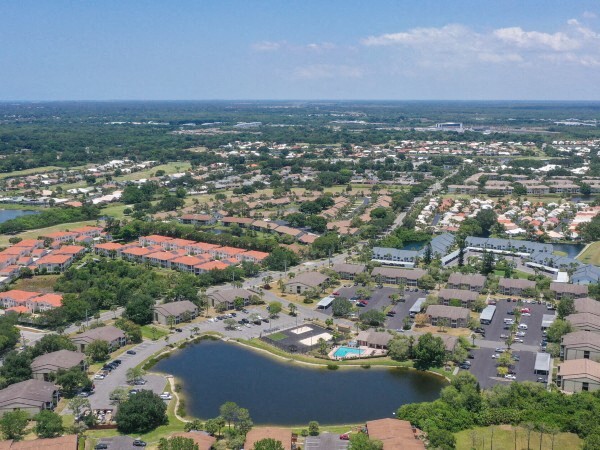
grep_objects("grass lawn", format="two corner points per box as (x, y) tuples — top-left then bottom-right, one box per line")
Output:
(266, 332), (287, 342)
(0, 220), (97, 246)
(455, 425), (581, 450)
(577, 241), (600, 265)
(12, 275), (60, 293)
(118, 162), (191, 181)
(492, 269), (531, 280)
(0, 166), (63, 179)
(100, 203), (129, 219)
(141, 325), (170, 341)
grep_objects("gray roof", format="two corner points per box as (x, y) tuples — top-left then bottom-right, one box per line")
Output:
(356, 331), (392, 347)
(154, 300), (198, 316)
(0, 379), (57, 408)
(566, 313), (600, 329)
(287, 271), (329, 288)
(208, 288), (253, 304)
(438, 288), (479, 302)
(541, 314), (556, 328)
(427, 233), (455, 256)
(498, 277), (536, 289)
(71, 325), (126, 344)
(572, 265), (600, 284)
(31, 350), (84, 373)
(480, 305), (496, 322)
(332, 263), (366, 275)
(466, 237), (553, 254)
(550, 282), (588, 295)
(372, 247), (417, 260)
(574, 297), (600, 316)
(447, 273), (486, 288)
(562, 331), (600, 349)
(410, 298), (426, 313)
(371, 267), (426, 280)
(426, 304), (470, 320)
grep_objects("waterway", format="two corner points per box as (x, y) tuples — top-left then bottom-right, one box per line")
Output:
(552, 243), (586, 258)
(0, 209), (39, 224)
(154, 340), (447, 425)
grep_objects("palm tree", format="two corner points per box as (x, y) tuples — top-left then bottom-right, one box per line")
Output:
(288, 303), (297, 316)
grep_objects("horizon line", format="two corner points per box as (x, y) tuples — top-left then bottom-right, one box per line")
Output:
(2, 99), (600, 103)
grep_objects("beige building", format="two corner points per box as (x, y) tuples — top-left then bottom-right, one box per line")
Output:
(437, 288), (479, 308)
(284, 272), (329, 294)
(371, 267), (426, 286)
(332, 263), (366, 280)
(153, 301), (198, 325)
(356, 331), (393, 350)
(498, 278), (536, 296)
(557, 359), (600, 392)
(0, 379), (59, 417)
(70, 325), (126, 353)
(245, 427), (293, 450)
(208, 288), (253, 310)
(426, 304), (470, 328)
(31, 350), (85, 381)
(566, 313), (600, 333)
(561, 331), (600, 361)
(550, 282), (588, 300)
(446, 273), (486, 292)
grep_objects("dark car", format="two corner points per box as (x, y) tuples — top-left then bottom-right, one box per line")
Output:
(126, 350), (137, 355)
(253, 320), (262, 325)
(241, 318), (249, 324)
(113, 359), (122, 365)
(459, 363), (471, 369)
(262, 318), (269, 323)
(467, 353), (475, 359)
(95, 444), (108, 450)
(175, 328), (183, 332)
(133, 440), (147, 447)
(230, 312), (237, 317)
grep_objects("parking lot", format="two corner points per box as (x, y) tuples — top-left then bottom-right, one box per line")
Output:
(465, 347), (544, 389)
(481, 299), (552, 348)
(328, 285), (426, 329)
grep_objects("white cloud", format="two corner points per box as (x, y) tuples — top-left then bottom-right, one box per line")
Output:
(492, 27), (580, 51)
(251, 41), (285, 52)
(361, 24), (472, 47)
(583, 11), (597, 19)
(292, 64), (363, 80)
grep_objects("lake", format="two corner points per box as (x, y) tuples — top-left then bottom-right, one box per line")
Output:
(0, 209), (38, 224)
(154, 340), (447, 425)
(552, 243), (586, 258)
(401, 241), (426, 251)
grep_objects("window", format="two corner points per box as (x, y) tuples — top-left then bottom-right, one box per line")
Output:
(582, 382), (589, 392)
(584, 351), (590, 359)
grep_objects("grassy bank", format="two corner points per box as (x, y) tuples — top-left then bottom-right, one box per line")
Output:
(455, 425), (581, 450)
(577, 241), (600, 265)
(0, 220), (97, 246)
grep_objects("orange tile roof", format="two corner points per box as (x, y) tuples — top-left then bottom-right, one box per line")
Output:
(0, 290), (40, 302)
(146, 251), (179, 261)
(30, 293), (63, 307)
(55, 245), (85, 255)
(196, 260), (229, 271)
(40, 231), (78, 239)
(122, 246), (154, 256)
(189, 242), (220, 251)
(13, 239), (43, 247)
(171, 255), (205, 266)
(217, 246), (247, 255)
(7, 305), (30, 313)
(94, 242), (123, 250)
(36, 254), (72, 264)
(2, 264), (23, 273)
(240, 250), (269, 260)
(0, 247), (26, 255)
(144, 234), (173, 242)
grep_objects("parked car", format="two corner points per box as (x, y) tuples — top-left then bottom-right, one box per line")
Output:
(537, 377), (547, 383)
(467, 353), (475, 359)
(95, 444), (108, 450)
(127, 350), (137, 355)
(504, 374), (517, 380)
(459, 363), (471, 369)
(521, 308), (531, 313)
(94, 373), (105, 380)
(175, 328), (183, 332)
(159, 393), (172, 400)
(133, 440), (147, 447)
(340, 434), (350, 441)
(512, 354), (520, 361)
(518, 324), (528, 330)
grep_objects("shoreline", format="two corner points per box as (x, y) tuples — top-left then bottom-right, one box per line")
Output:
(146, 333), (450, 426)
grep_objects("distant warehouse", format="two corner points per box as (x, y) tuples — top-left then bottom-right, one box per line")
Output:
(480, 305), (496, 325)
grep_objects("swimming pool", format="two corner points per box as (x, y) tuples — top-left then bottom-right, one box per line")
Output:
(333, 346), (364, 358)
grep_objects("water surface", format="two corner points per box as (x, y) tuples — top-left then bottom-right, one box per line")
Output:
(154, 340), (446, 425)
(0, 209), (39, 223)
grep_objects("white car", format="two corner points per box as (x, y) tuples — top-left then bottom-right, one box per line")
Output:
(492, 354), (500, 359)
(518, 324), (528, 330)
(159, 393), (173, 400)
(521, 312), (531, 316)
(94, 374), (105, 380)
(504, 374), (517, 380)
(516, 331), (526, 337)
(514, 338), (524, 343)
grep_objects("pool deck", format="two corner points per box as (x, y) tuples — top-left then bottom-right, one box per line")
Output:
(328, 345), (387, 361)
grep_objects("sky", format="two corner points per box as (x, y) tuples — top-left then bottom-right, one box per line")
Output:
(1, 1), (600, 101)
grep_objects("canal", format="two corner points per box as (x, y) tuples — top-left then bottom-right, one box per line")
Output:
(154, 340), (447, 425)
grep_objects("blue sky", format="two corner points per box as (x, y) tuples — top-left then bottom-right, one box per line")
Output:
(1, 1), (599, 100)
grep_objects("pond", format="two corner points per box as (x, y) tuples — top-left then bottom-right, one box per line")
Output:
(154, 340), (447, 425)
(552, 243), (586, 258)
(0, 209), (39, 224)
(401, 241), (426, 251)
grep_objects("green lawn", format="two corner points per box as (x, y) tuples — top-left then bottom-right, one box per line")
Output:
(0, 166), (63, 179)
(12, 275), (60, 293)
(266, 332), (287, 342)
(493, 269), (531, 280)
(455, 425), (581, 450)
(141, 325), (170, 341)
(577, 241), (600, 265)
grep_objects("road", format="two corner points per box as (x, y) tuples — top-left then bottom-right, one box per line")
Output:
(64, 307), (125, 335)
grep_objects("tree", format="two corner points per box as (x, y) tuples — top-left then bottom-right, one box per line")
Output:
(359, 310), (387, 327)
(125, 293), (155, 325)
(235, 407), (253, 434)
(253, 438), (285, 450)
(126, 367), (145, 384)
(417, 274), (436, 290)
(54, 367), (92, 396)
(348, 432), (383, 450)
(158, 436), (199, 450)
(414, 313), (428, 327)
(546, 318), (573, 343)
(0, 410), (29, 441)
(288, 303), (297, 316)
(220, 401), (241, 429)
(68, 397), (90, 420)
(414, 333), (447, 370)
(205, 417), (225, 437)
(423, 243), (433, 265)
(318, 338), (328, 355)
(0, 351), (32, 385)
(85, 340), (110, 362)
(388, 336), (411, 361)
(557, 297), (575, 319)
(115, 390), (167, 433)
(110, 387), (130, 404)
(481, 251), (495, 275)
(224, 318), (238, 330)
(34, 410), (63, 438)
(475, 209), (498, 237)
(268, 301), (282, 318)
(308, 421), (320, 436)
(331, 297), (352, 317)
(427, 428), (456, 450)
